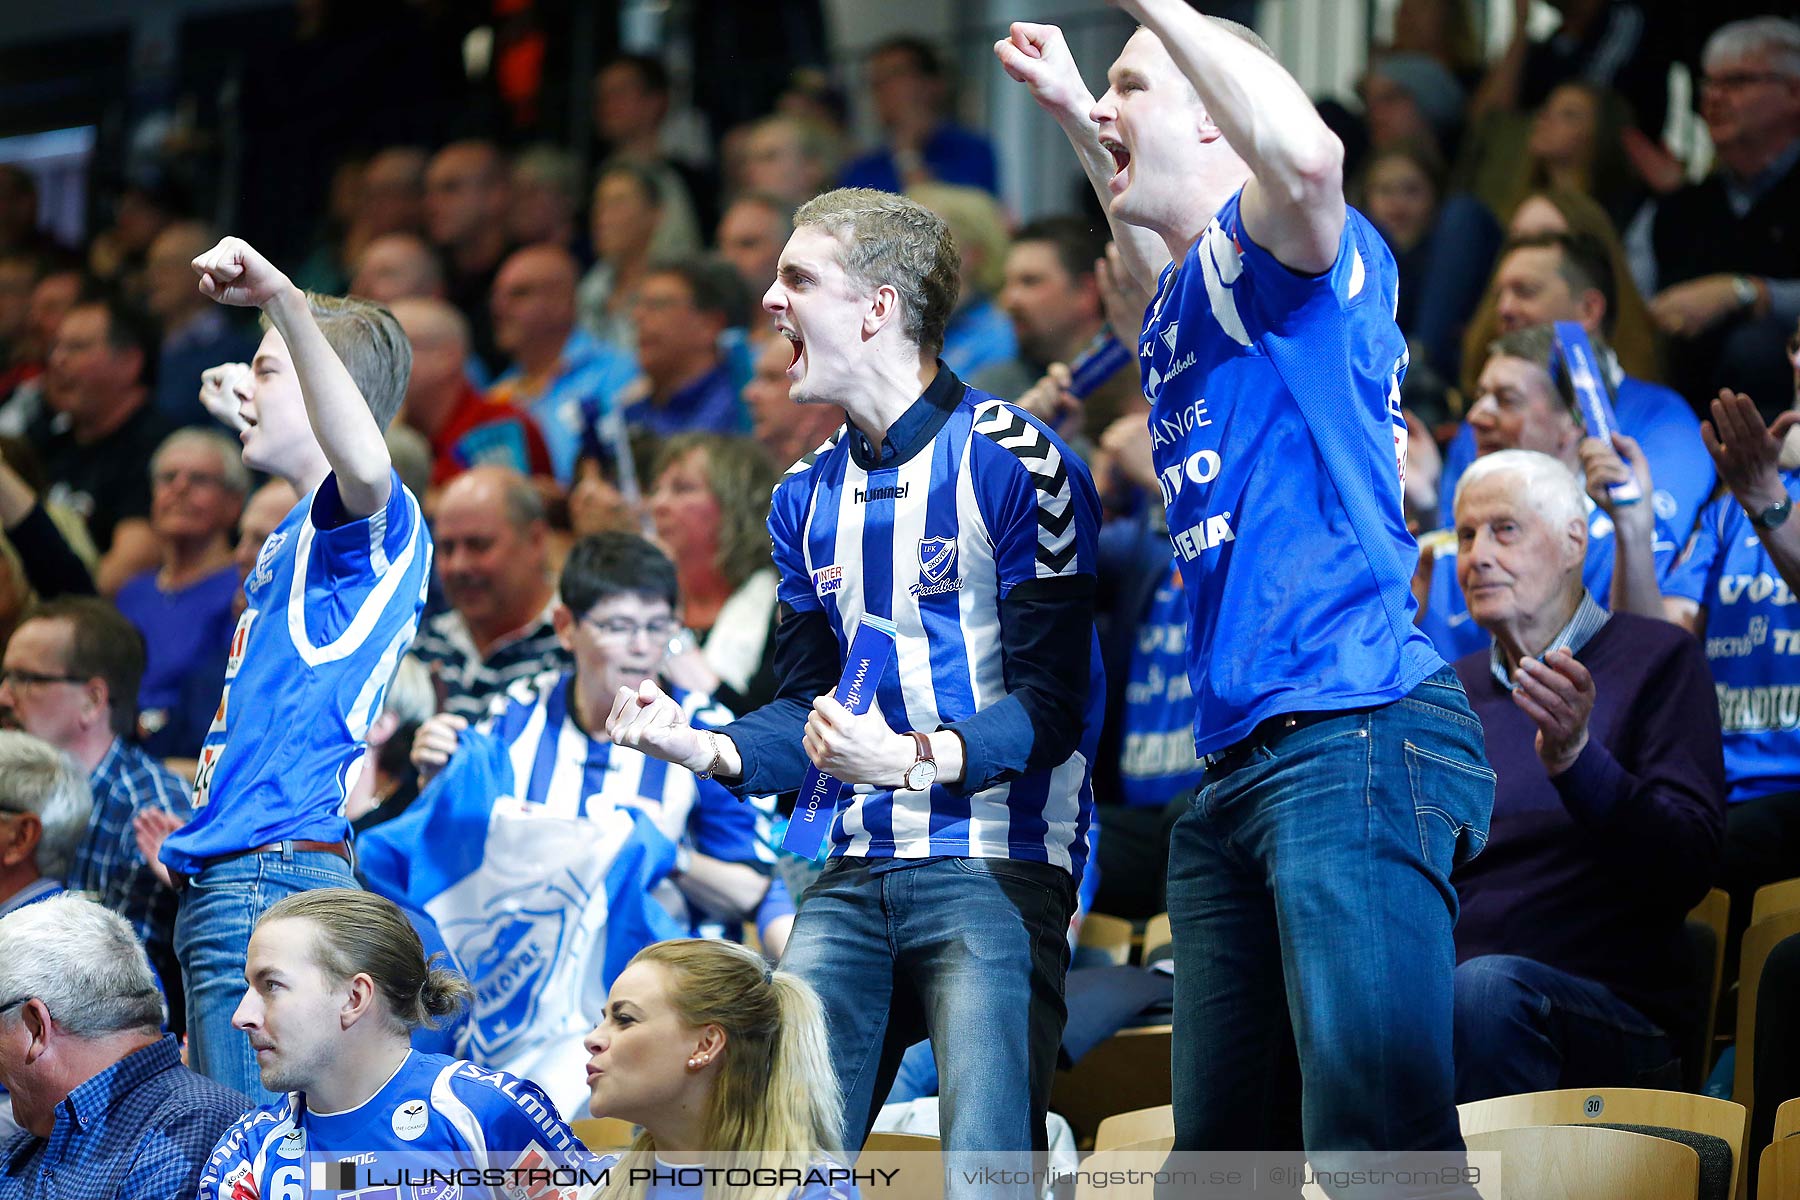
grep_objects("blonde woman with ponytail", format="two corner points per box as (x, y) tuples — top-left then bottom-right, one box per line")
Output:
(583, 939), (858, 1200)
(197, 889), (597, 1200)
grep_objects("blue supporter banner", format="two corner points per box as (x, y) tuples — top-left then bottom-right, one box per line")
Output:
(1554, 320), (1641, 507)
(781, 614), (898, 859)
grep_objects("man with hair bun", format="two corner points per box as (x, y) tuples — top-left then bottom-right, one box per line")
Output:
(197, 889), (591, 1200)
(0, 893), (248, 1200)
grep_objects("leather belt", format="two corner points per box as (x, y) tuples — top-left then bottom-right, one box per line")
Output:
(1198, 706), (1372, 771)
(170, 840), (352, 891)
(1199, 713), (1303, 771)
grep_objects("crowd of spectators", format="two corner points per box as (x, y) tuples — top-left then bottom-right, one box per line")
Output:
(0, 5), (1798, 1196)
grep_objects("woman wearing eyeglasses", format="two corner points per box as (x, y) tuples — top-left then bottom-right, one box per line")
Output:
(392, 532), (784, 1119)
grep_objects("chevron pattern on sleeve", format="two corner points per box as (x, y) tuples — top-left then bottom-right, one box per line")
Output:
(972, 402), (1078, 577)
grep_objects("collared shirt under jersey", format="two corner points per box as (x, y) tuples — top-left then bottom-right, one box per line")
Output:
(1487, 589), (1610, 691)
(725, 363), (1103, 876)
(0, 1035), (248, 1200)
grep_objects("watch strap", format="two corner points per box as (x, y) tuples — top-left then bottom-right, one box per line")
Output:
(909, 731), (935, 767)
(1753, 495), (1794, 530)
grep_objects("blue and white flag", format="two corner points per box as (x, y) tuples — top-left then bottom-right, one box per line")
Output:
(359, 732), (685, 1117)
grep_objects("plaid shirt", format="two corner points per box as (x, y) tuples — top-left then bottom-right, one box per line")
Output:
(410, 599), (572, 723)
(0, 1035), (248, 1200)
(66, 740), (190, 959)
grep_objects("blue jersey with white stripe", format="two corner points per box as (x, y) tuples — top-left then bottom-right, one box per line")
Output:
(1141, 189), (1442, 757)
(196, 1050), (591, 1200)
(478, 670), (776, 930)
(161, 472), (432, 875)
(768, 389), (1103, 876)
(1664, 473), (1800, 805)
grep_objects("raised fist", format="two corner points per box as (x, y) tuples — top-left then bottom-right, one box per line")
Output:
(994, 22), (1092, 121)
(198, 362), (254, 432)
(192, 237), (292, 309)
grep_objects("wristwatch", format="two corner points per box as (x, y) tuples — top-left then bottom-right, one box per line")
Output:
(902, 731), (938, 791)
(1750, 495), (1794, 531)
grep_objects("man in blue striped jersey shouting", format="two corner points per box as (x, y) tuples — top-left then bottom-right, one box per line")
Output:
(610, 187), (1104, 1176)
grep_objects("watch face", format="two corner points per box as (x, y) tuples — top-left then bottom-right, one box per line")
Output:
(905, 760), (937, 791)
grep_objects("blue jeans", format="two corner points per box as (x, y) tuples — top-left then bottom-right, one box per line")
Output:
(1166, 668), (1494, 1163)
(175, 845), (359, 1101)
(1453, 955), (1683, 1102)
(780, 857), (1074, 1161)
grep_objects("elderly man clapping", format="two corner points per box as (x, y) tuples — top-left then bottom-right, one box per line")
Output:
(1446, 449), (1727, 1101)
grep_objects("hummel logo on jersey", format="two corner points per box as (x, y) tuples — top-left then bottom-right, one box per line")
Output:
(910, 537), (963, 597)
(1161, 322), (1179, 352)
(854, 482), (908, 503)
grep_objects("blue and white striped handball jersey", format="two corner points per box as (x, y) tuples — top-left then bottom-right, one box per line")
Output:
(769, 387), (1103, 877)
(161, 472), (432, 876)
(197, 1049), (593, 1200)
(478, 670), (777, 930)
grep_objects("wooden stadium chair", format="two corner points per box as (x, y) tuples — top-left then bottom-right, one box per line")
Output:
(1093, 1104), (1175, 1152)
(1736, 912), (1800, 1132)
(1457, 1087), (1746, 1200)
(1761, 1135), (1800, 1200)
(1078, 912), (1135, 965)
(859, 1132), (944, 1200)
(1463, 1125), (1699, 1200)
(1753, 881), (1800, 926)
(571, 1117), (638, 1150)
(1688, 889), (1731, 1090)
(1776, 1098), (1800, 1142)
(1141, 912), (1172, 963)
(1050, 1024), (1173, 1149)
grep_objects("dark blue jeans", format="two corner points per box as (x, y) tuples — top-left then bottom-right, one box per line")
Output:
(1166, 668), (1494, 1159)
(780, 856), (1074, 1160)
(1453, 954), (1683, 1102)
